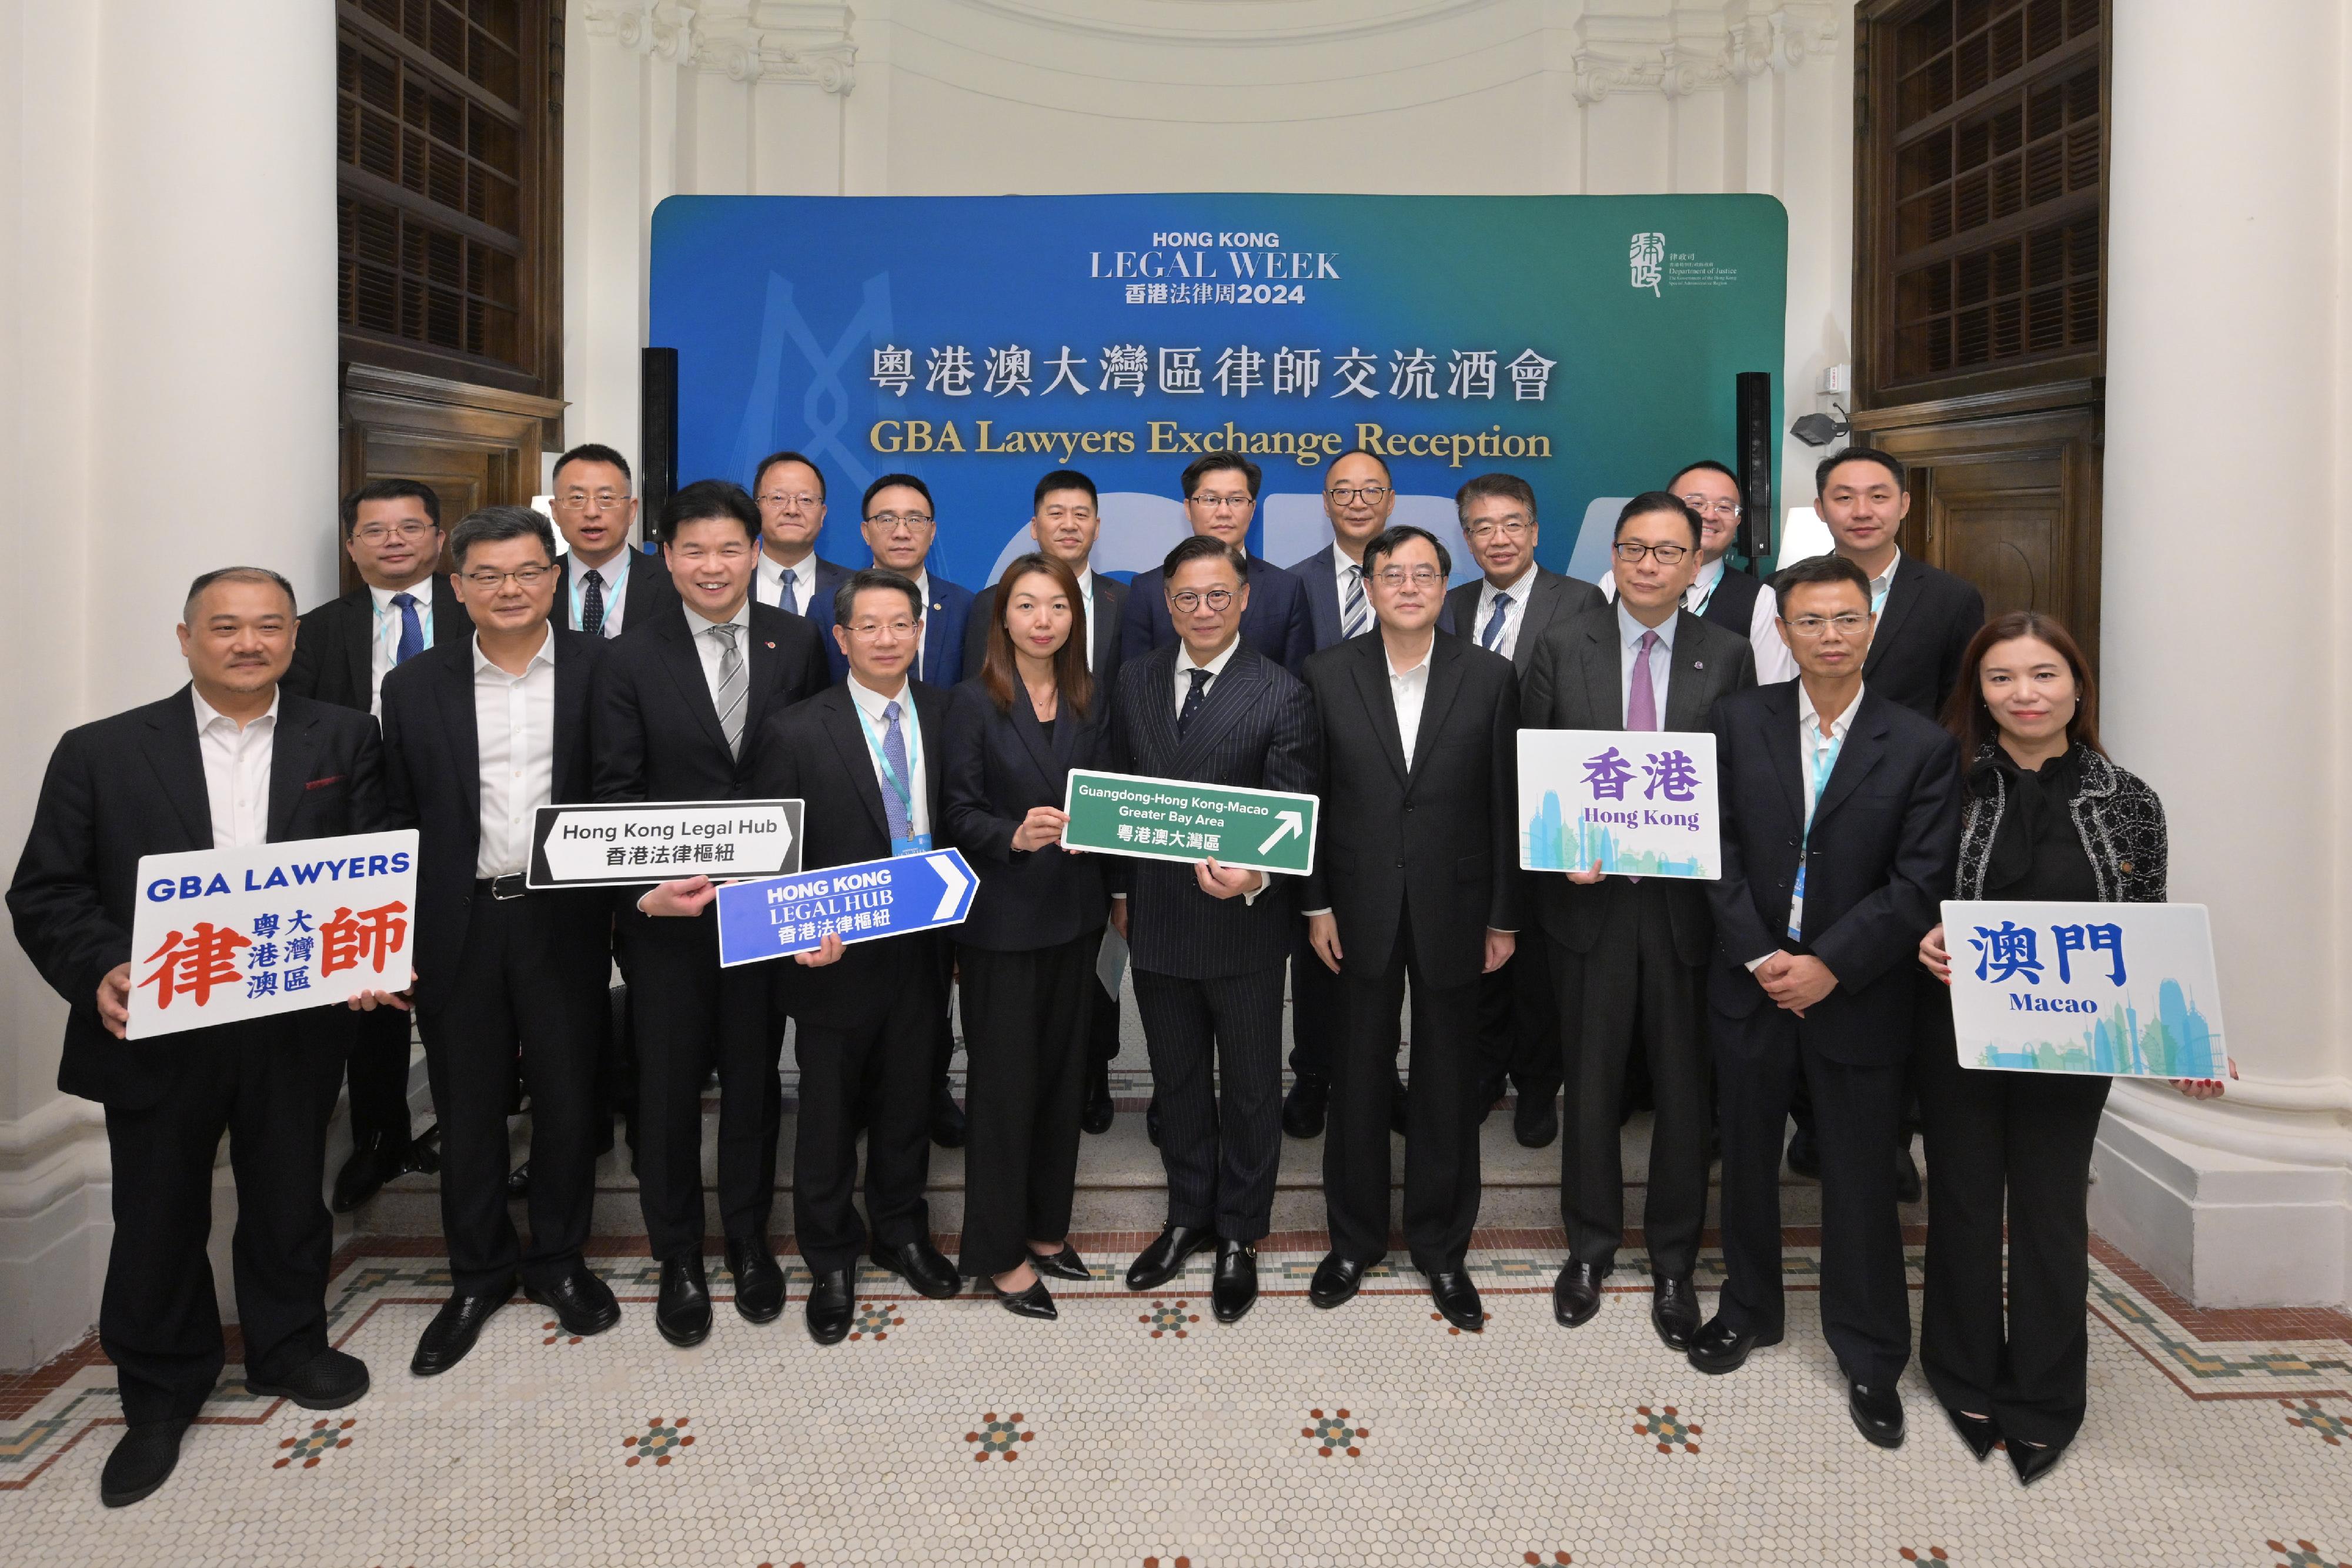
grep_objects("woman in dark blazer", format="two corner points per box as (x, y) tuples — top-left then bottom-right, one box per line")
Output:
(944, 552), (1112, 1318)
(1916, 610), (2227, 1483)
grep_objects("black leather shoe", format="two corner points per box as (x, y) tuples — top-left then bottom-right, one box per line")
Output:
(1686, 1315), (1782, 1375)
(1848, 1379), (1906, 1449)
(247, 1346), (369, 1409)
(1210, 1239), (1258, 1323)
(2008, 1437), (2068, 1485)
(806, 1269), (854, 1345)
(1308, 1252), (1372, 1309)
(410, 1286), (511, 1376)
(1081, 1062), (1115, 1135)
(654, 1253), (712, 1347)
(1126, 1223), (1215, 1290)
(1650, 1274), (1700, 1352)
(330, 1131), (403, 1214)
(1281, 1075), (1329, 1138)
(725, 1237), (787, 1323)
(1943, 1404), (2000, 1462)
(1785, 1126), (1821, 1179)
(1430, 1269), (1484, 1332)
(100, 1418), (191, 1508)
(1028, 1243), (1091, 1282)
(403, 1125), (440, 1174)
(1145, 1095), (1162, 1146)
(505, 1160), (532, 1201)
(524, 1263), (620, 1338)
(1896, 1145), (1925, 1203)
(870, 1237), (963, 1299)
(1551, 1259), (1609, 1327)
(1514, 1091), (1559, 1149)
(990, 1276), (1057, 1320)
(930, 1083), (968, 1148)
(1474, 1074), (1506, 1124)
(1389, 1075), (1410, 1135)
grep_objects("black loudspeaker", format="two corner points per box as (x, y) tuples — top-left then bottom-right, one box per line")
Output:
(1735, 371), (1773, 564)
(640, 347), (680, 541)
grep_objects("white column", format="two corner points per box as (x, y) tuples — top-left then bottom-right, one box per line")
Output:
(2093, 0), (2352, 1306)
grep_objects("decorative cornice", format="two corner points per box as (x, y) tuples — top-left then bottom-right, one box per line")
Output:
(1576, 4), (1838, 105)
(586, 1), (857, 92)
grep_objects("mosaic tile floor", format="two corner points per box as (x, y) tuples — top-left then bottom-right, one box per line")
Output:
(4, 1233), (2349, 1566)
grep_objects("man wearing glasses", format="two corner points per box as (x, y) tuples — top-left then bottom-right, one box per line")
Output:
(858, 473), (974, 691)
(285, 479), (470, 1214)
(1118, 452), (1314, 676)
(547, 444), (679, 639)
(750, 449), (852, 664)
(1636, 460), (1799, 684)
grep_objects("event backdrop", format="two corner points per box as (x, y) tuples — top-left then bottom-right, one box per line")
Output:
(649, 193), (1788, 593)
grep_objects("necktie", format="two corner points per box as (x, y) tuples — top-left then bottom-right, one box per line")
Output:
(1626, 630), (1660, 730)
(1479, 590), (1512, 652)
(880, 700), (912, 841)
(1341, 563), (1371, 638)
(392, 592), (425, 665)
(1177, 666), (1211, 737)
(711, 623), (746, 758)
(580, 569), (606, 637)
(777, 568), (799, 616)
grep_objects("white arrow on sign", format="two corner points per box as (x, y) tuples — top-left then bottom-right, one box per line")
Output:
(1258, 810), (1305, 857)
(927, 852), (971, 920)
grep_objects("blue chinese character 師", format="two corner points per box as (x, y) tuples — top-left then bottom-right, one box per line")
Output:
(2053, 922), (2127, 985)
(1641, 748), (1700, 803)
(1582, 746), (1636, 802)
(1967, 921), (2043, 984)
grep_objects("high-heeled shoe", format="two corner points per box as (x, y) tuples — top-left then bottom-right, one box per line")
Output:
(989, 1276), (1057, 1320)
(2008, 1437), (2068, 1485)
(1943, 1404), (1999, 1462)
(1028, 1244), (1091, 1282)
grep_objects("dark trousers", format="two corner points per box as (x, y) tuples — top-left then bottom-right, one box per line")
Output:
(100, 1020), (345, 1424)
(1287, 928), (1340, 1081)
(345, 1001), (413, 1145)
(1133, 963), (1285, 1241)
(1324, 912), (1482, 1274)
(1916, 1034), (2110, 1446)
(419, 893), (605, 1296)
(620, 910), (781, 1259)
(1548, 887), (1710, 1277)
(1088, 942), (1122, 1068)
(956, 932), (1098, 1278)
(1476, 936), (1561, 1102)
(1714, 1005), (1911, 1385)
(791, 944), (941, 1275)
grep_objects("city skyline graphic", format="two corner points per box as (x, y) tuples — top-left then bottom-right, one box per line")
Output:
(1524, 789), (1705, 877)
(1976, 977), (2221, 1078)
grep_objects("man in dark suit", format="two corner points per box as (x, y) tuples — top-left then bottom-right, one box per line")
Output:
(8, 568), (383, 1507)
(960, 469), (1130, 1135)
(1444, 472), (1607, 1149)
(753, 568), (966, 1343)
(283, 479), (469, 1215)
(1114, 536), (1318, 1323)
(593, 480), (830, 1348)
(547, 443), (680, 638)
(751, 449), (852, 657)
(1521, 494), (1756, 1350)
(1666, 460), (1798, 683)
(1118, 452), (1314, 676)
(1688, 553), (1961, 1455)
(378, 507), (620, 1377)
(1299, 524), (1518, 1332)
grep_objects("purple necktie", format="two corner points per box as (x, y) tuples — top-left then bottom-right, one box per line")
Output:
(1627, 630), (1659, 730)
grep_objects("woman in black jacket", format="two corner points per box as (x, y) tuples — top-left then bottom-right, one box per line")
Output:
(943, 553), (1111, 1318)
(1917, 610), (2226, 1483)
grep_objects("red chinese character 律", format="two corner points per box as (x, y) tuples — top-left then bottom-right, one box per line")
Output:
(319, 901), (410, 978)
(138, 922), (253, 1009)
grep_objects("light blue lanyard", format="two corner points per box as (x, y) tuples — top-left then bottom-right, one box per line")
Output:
(1789, 725), (1844, 941)
(569, 555), (630, 630)
(854, 695), (920, 824)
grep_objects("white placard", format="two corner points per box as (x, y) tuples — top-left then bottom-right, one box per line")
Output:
(1944, 900), (2226, 1079)
(527, 800), (801, 888)
(1517, 728), (1719, 879)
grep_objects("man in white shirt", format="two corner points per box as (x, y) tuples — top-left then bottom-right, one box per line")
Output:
(1596, 460), (1799, 685)
(751, 448), (851, 648)
(858, 472), (975, 690)
(548, 443), (680, 638)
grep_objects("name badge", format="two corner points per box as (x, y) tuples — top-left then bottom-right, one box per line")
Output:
(892, 833), (934, 857)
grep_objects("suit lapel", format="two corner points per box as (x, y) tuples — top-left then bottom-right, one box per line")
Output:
(743, 609), (783, 741)
(552, 633), (591, 800)
(343, 589), (371, 705)
(143, 693), (212, 847)
(1814, 696), (1889, 825)
(1761, 683), (1806, 827)
(1864, 555), (1923, 677)
(1011, 681), (1061, 784)
(1662, 611), (1713, 732)
(1172, 647), (1262, 771)
(433, 646), (483, 826)
(1513, 572), (1562, 668)
(1090, 573), (1122, 674)
(266, 706), (321, 841)
(1581, 616), (1623, 730)
(656, 610), (731, 754)
(823, 688), (892, 840)
(1348, 638), (1409, 785)
(1133, 645), (1183, 768)
(1406, 635), (1464, 784)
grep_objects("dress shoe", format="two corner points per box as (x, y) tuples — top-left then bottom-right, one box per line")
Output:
(100, 1418), (191, 1509)
(1475, 1074), (1506, 1125)
(1145, 1095), (1162, 1146)
(1028, 1243), (1091, 1282)
(524, 1263), (620, 1338)
(1551, 1259), (1609, 1327)
(2008, 1437), (2069, 1485)
(805, 1269), (854, 1345)
(405, 1124), (441, 1174)
(1650, 1273), (1700, 1352)
(1686, 1315), (1782, 1375)
(990, 1276), (1057, 1320)
(725, 1237), (787, 1323)
(870, 1236), (963, 1299)
(1896, 1145), (1925, 1203)
(410, 1286), (511, 1376)
(654, 1253), (713, 1348)
(1389, 1075), (1411, 1135)
(1785, 1126), (1822, 1179)
(1281, 1075), (1329, 1138)
(930, 1082), (968, 1148)
(247, 1346), (369, 1409)
(1943, 1403), (2000, 1462)
(1210, 1239), (1258, 1323)
(1848, 1379), (1906, 1448)
(330, 1131), (404, 1214)
(1081, 1062), (1115, 1135)
(505, 1159), (532, 1201)
(1126, 1223), (1215, 1290)
(1308, 1252), (1372, 1309)
(1429, 1269), (1484, 1332)
(1514, 1091), (1559, 1149)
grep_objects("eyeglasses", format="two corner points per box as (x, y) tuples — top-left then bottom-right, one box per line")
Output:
(1187, 493), (1253, 510)
(757, 492), (823, 510)
(1783, 613), (1870, 637)
(557, 489), (627, 510)
(1679, 494), (1742, 519)
(1325, 484), (1391, 505)
(848, 618), (918, 640)
(1372, 566), (1444, 588)
(462, 566), (553, 590)
(353, 521), (436, 544)
(865, 511), (933, 531)
(1169, 589), (1236, 612)
(1612, 541), (1692, 565)
(1463, 517), (1531, 541)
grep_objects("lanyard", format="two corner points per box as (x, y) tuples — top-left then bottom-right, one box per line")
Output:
(854, 694), (920, 823)
(1686, 564), (1722, 618)
(1788, 720), (1845, 942)
(569, 554), (630, 629)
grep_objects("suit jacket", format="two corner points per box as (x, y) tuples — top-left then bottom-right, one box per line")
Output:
(548, 548), (682, 637)
(1520, 605), (1758, 962)
(1442, 567), (1608, 670)
(915, 574), (975, 690)
(1288, 543), (1458, 650)
(377, 628), (610, 1015)
(1862, 553), (1985, 721)
(961, 570), (1128, 693)
(1706, 682), (1962, 1064)
(284, 575), (474, 712)
(750, 680), (951, 1028)
(941, 677), (1111, 952)
(590, 600), (830, 808)
(1698, 562), (1766, 640)
(1299, 633), (1519, 989)
(1118, 556), (1315, 676)
(7, 689), (385, 1109)
(761, 554), (854, 678)
(1108, 642), (1318, 979)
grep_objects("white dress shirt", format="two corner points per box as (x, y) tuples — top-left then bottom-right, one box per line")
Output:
(1746, 679), (1866, 969)
(569, 551), (636, 638)
(687, 597), (753, 700)
(757, 551), (818, 617)
(368, 582), (437, 716)
(846, 673), (930, 838)
(1077, 569), (1100, 671)
(1605, 561), (1800, 685)
(1866, 547), (1900, 614)
(1388, 635), (1435, 770)
(472, 629), (557, 878)
(1616, 599), (1676, 722)
(1471, 563), (1539, 660)
(907, 569), (934, 681)
(1171, 631), (1242, 714)
(192, 688), (278, 849)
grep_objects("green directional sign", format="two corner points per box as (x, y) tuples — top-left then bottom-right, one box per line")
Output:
(1061, 768), (1319, 876)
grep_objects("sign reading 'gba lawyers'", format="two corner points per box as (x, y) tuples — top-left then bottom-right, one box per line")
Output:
(1944, 900), (2227, 1080)
(127, 831), (419, 1039)
(527, 801), (801, 888)
(1518, 730), (1719, 880)
(1060, 769), (1318, 876)
(715, 849), (977, 968)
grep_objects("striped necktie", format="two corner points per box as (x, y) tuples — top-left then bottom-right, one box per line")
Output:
(1341, 562), (1371, 638)
(1479, 590), (1512, 651)
(710, 623), (746, 758)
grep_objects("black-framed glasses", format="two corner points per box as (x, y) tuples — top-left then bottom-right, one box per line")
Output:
(1611, 541), (1692, 565)
(1783, 613), (1870, 637)
(1325, 484), (1391, 504)
(1170, 588), (1236, 612)
(462, 566), (554, 590)
(353, 521), (436, 545)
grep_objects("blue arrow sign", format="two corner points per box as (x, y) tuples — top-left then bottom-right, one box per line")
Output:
(714, 848), (977, 968)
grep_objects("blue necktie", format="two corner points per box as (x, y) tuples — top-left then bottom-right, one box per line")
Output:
(1479, 591), (1512, 651)
(392, 591), (425, 664)
(1177, 667), (1211, 737)
(778, 569), (799, 616)
(881, 700), (912, 841)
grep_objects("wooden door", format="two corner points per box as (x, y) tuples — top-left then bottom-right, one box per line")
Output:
(339, 363), (563, 590)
